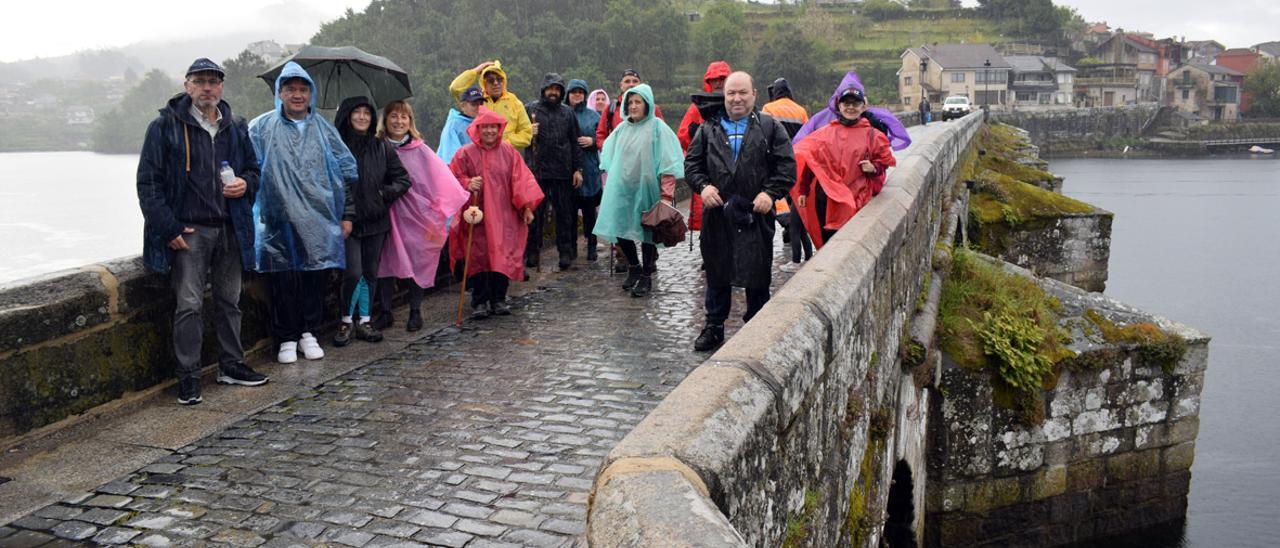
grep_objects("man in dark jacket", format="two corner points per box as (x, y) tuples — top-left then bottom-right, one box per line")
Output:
(525, 73), (583, 272)
(136, 58), (267, 405)
(685, 71), (797, 352)
(333, 96), (411, 339)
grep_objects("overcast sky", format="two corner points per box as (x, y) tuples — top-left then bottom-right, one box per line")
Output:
(1, 0), (1275, 63)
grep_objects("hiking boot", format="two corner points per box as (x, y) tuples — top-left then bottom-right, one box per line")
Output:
(406, 309), (423, 332)
(622, 266), (642, 290)
(333, 322), (353, 347)
(218, 362), (268, 387)
(630, 275), (652, 298)
(558, 259), (572, 272)
(693, 325), (725, 352)
(491, 301), (512, 316)
(355, 321), (383, 343)
(177, 378), (202, 405)
(471, 304), (491, 320)
(586, 240), (598, 262)
(299, 333), (324, 360)
(277, 341), (298, 364)
(372, 312), (393, 330)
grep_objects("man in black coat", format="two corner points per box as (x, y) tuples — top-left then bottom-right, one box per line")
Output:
(685, 71), (797, 352)
(136, 58), (267, 405)
(525, 73), (583, 272)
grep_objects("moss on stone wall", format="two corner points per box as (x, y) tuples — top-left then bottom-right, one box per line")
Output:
(845, 433), (886, 547)
(782, 488), (820, 548)
(1083, 310), (1188, 372)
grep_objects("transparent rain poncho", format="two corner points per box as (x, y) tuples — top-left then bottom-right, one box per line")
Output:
(593, 84), (685, 246)
(247, 62), (358, 272)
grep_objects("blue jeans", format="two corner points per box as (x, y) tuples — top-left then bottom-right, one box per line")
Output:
(170, 223), (244, 380)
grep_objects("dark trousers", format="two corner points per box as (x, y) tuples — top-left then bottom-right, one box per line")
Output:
(779, 197), (813, 262)
(814, 184), (837, 242)
(574, 192), (602, 251)
(705, 285), (771, 326)
(527, 177), (575, 263)
(170, 223), (244, 381)
(617, 238), (657, 273)
(269, 269), (327, 343)
(469, 272), (510, 308)
(376, 277), (427, 314)
(340, 231), (386, 318)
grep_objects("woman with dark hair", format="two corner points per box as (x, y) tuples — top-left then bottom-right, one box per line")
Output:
(332, 96), (411, 344)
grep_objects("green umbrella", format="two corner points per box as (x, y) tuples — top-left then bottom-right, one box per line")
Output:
(258, 45), (412, 109)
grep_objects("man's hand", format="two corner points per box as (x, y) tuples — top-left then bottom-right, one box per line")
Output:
(341, 220), (353, 239)
(701, 186), (724, 208)
(752, 192), (773, 214)
(797, 195), (807, 209)
(223, 177), (247, 198)
(530, 122), (540, 136)
(860, 160), (876, 174)
(468, 176), (483, 192)
(572, 170), (583, 189)
(577, 136), (593, 148)
(523, 208), (535, 225)
(168, 227), (195, 251)
(473, 61), (494, 74)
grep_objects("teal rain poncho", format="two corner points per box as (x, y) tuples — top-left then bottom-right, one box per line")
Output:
(436, 107), (473, 165)
(593, 84), (684, 246)
(248, 62), (358, 272)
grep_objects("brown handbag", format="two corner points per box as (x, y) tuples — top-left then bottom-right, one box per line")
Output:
(642, 200), (687, 247)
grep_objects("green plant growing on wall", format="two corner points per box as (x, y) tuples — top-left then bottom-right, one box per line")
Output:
(971, 310), (1054, 392)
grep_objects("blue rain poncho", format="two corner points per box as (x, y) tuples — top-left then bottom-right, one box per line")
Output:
(593, 84), (684, 246)
(248, 62), (358, 272)
(436, 107), (473, 164)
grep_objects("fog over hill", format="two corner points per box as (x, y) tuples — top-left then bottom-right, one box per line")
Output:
(0, 31), (287, 83)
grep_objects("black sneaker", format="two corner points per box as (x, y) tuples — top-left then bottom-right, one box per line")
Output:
(372, 312), (394, 330)
(355, 321), (384, 343)
(333, 322), (353, 347)
(491, 301), (512, 316)
(586, 246), (598, 262)
(558, 259), (572, 272)
(177, 378), (202, 405)
(406, 309), (423, 332)
(630, 275), (652, 298)
(693, 325), (725, 352)
(217, 362), (268, 387)
(472, 304), (491, 320)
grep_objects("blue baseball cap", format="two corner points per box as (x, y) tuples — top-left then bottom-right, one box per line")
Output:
(186, 58), (225, 78)
(460, 86), (485, 103)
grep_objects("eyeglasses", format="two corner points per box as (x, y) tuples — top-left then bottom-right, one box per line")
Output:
(188, 78), (223, 87)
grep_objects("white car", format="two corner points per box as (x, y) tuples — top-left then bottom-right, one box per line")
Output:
(941, 96), (972, 121)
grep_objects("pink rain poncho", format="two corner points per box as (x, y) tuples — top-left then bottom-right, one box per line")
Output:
(378, 138), (471, 287)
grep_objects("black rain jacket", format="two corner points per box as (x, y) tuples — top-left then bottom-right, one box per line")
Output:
(524, 73), (581, 181)
(336, 96), (412, 238)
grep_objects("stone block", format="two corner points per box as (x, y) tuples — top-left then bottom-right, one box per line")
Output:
(1165, 418), (1200, 446)
(1071, 408), (1120, 436)
(1123, 401), (1168, 427)
(1066, 460), (1104, 492)
(1105, 450), (1160, 483)
(0, 268), (112, 352)
(1161, 442), (1196, 472)
(588, 469), (745, 547)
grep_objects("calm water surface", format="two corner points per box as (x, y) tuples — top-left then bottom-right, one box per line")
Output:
(1054, 156), (1280, 548)
(0, 151), (141, 284)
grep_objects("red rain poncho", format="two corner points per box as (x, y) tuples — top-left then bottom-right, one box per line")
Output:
(677, 61), (732, 230)
(378, 138), (472, 288)
(447, 108), (544, 280)
(791, 117), (896, 249)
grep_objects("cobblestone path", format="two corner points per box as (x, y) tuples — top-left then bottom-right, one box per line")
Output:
(0, 236), (795, 547)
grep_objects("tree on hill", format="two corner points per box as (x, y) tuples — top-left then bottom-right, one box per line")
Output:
(92, 69), (179, 154)
(752, 22), (833, 107)
(977, 0), (1062, 37)
(693, 0), (746, 66)
(221, 50), (274, 119)
(1244, 60), (1280, 117)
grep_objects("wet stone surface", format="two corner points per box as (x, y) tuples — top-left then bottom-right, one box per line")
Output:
(3, 236), (795, 546)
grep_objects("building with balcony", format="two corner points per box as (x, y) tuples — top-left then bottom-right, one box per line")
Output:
(1076, 33), (1163, 105)
(1166, 63), (1242, 121)
(1005, 55), (1076, 106)
(899, 44), (1010, 107)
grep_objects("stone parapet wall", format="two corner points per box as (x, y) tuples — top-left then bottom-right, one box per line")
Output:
(976, 214), (1113, 293)
(0, 258), (278, 439)
(926, 267), (1209, 547)
(587, 114), (984, 547)
(990, 105), (1160, 155)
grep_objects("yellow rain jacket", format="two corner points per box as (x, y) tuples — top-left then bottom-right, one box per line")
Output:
(450, 61), (533, 149)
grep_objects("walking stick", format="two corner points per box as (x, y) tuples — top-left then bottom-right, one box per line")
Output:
(455, 193), (483, 326)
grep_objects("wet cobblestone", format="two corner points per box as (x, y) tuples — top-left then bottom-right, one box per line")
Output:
(3, 236), (794, 546)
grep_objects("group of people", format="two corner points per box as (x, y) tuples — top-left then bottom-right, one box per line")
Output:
(137, 55), (903, 405)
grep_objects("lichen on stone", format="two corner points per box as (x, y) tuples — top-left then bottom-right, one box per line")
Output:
(1082, 309), (1187, 372)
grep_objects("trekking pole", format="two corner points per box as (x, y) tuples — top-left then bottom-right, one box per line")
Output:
(456, 193), (481, 326)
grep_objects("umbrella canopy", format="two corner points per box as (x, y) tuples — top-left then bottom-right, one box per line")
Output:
(259, 45), (412, 109)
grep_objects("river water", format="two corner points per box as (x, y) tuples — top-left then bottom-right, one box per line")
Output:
(1, 152), (1277, 544)
(0, 152), (141, 285)
(1053, 156), (1280, 548)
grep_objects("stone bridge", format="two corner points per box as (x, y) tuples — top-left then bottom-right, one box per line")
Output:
(0, 111), (1207, 547)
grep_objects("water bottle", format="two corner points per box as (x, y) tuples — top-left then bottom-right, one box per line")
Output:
(218, 161), (235, 189)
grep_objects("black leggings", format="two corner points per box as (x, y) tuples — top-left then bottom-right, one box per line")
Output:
(574, 192), (601, 244)
(617, 239), (657, 273)
(341, 231), (386, 318)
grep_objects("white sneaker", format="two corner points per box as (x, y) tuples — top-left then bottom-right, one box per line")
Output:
(277, 341), (298, 364)
(299, 333), (324, 360)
